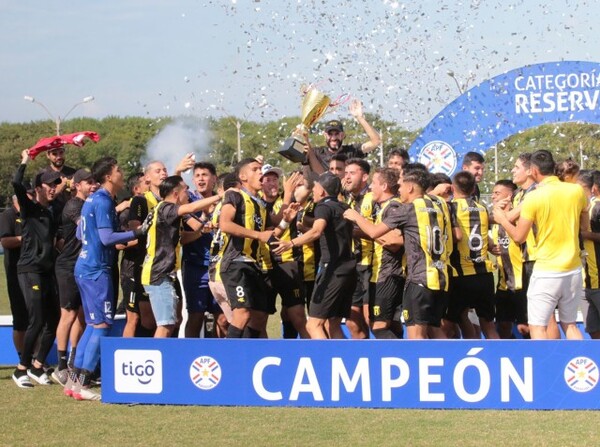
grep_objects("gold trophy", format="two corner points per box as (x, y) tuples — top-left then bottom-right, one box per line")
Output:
(279, 85), (332, 163)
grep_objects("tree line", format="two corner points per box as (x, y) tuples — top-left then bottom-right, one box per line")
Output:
(0, 115), (599, 206)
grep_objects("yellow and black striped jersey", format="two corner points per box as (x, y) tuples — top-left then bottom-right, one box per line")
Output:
(491, 223), (523, 291)
(513, 183), (538, 262)
(209, 201), (227, 282)
(219, 189), (269, 271)
(371, 197), (404, 283)
(296, 200), (319, 281)
(449, 197), (494, 276)
(141, 201), (182, 286)
(382, 196), (449, 291)
(346, 189), (376, 267)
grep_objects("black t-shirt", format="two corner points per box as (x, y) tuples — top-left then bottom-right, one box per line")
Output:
(12, 164), (56, 273)
(56, 197), (84, 270)
(313, 197), (353, 264)
(309, 143), (365, 172)
(0, 206), (22, 271)
(126, 194), (153, 265)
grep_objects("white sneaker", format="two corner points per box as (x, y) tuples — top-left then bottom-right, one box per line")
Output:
(73, 387), (101, 401)
(27, 369), (52, 385)
(51, 369), (68, 386)
(12, 372), (34, 389)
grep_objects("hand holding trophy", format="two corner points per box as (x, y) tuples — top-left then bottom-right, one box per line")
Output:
(279, 84), (347, 163)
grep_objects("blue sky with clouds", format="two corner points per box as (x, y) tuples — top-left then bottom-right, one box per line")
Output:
(1, 0), (598, 130)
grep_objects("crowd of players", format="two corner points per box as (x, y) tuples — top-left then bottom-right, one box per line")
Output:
(2, 101), (599, 400)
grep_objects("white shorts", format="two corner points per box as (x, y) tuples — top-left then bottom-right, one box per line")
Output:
(527, 269), (583, 326)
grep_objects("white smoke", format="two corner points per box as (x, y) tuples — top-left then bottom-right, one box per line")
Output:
(143, 116), (212, 180)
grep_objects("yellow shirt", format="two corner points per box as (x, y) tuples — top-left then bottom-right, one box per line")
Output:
(520, 176), (588, 272)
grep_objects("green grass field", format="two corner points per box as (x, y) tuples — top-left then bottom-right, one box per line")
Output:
(0, 365), (599, 446)
(2, 255), (600, 445)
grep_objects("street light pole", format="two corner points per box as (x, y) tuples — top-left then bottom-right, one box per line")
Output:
(24, 95), (95, 135)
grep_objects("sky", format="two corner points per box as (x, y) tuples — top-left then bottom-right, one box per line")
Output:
(1, 0), (599, 131)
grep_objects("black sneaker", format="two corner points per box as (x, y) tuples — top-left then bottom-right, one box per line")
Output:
(12, 369), (34, 388)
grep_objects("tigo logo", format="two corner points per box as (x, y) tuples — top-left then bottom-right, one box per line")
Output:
(114, 350), (162, 394)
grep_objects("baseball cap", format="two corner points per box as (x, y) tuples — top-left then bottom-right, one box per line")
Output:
(315, 172), (341, 197)
(73, 168), (93, 184)
(324, 120), (344, 133)
(261, 163), (284, 179)
(34, 170), (62, 188)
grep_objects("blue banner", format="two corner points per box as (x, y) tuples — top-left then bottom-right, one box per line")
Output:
(409, 61), (600, 175)
(101, 338), (600, 409)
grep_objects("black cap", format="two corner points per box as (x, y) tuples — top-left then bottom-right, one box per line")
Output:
(73, 168), (93, 184)
(324, 120), (344, 133)
(34, 170), (62, 188)
(316, 172), (341, 197)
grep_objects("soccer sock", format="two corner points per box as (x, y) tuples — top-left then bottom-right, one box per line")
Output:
(372, 328), (399, 339)
(58, 350), (68, 371)
(243, 326), (261, 338)
(74, 325), (94, 369)
(282, 321), (299, 339)
(67, 347), (77, 369)
(81, 327), (109, 373)
(78, 368), (93, 388)
(227, 325), (244, 338)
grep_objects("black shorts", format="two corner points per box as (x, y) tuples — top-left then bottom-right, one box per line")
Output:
(369, 275), (405, 322)
(268, 261), (306, 309)
(446, 273), (496, 322)
(5, 267), (27, 331)
(402, 281), (447, 327)
(221, 262), (272, 313)
(122, 265), (149, 314)
(56, 268), (81, 310)
(305, 281), (315, 311)
(352, 265), (371, 307)
(309, 259), (357, 320)
(495, 288), (528, 324)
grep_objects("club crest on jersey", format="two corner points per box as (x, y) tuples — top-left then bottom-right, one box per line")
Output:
(417, 140), (458, 176)
(564, 356), (598, 393)
(190, 356), (222, 390)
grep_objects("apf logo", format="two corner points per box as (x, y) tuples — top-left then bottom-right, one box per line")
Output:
(114, 350), (162, 394)
(417, 141), (458, 176)
(190, 356), (222, 390)
(564, 356), (599, 393)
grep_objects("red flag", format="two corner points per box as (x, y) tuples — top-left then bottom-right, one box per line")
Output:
(27, 131), (100, 159)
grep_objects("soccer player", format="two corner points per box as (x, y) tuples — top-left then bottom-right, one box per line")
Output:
(345, 167), (405, 339)
(142, 175), (222, 338)
(343, 158), (376, 339)
(52, 169), (97, 385)
(274, 172), (357, 339)
(0, 194), (27, 359)
(218, 158), (297, 338)
(303, 99), (381, 176)
(69, 157), (152, 400)
(490, 179), (528, 339)
(494, 150), (588, 340)
(344, 166), (448, 339)
(260, 165), (309, 339)
(11, 150), (61, 388)
(461, 151), (485, 201)
(446, 171), (499, 339)
(578, 170), (600, 339)
(328, 154), (348, 179)
(387, 148), (409, 173)
(181, 162), (221, 338)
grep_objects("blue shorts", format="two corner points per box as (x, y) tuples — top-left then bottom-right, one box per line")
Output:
(144, 279), (178, 326)
(182, 262), (219, 314)
(76, 272), (114, 325)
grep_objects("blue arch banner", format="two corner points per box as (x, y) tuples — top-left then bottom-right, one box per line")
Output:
(409, 61), (600, 175)
(102, 338), (600, 409)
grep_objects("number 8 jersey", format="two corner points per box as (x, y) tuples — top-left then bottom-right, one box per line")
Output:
(382, 196), (449, 291)
(449, 197), (494, 276)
